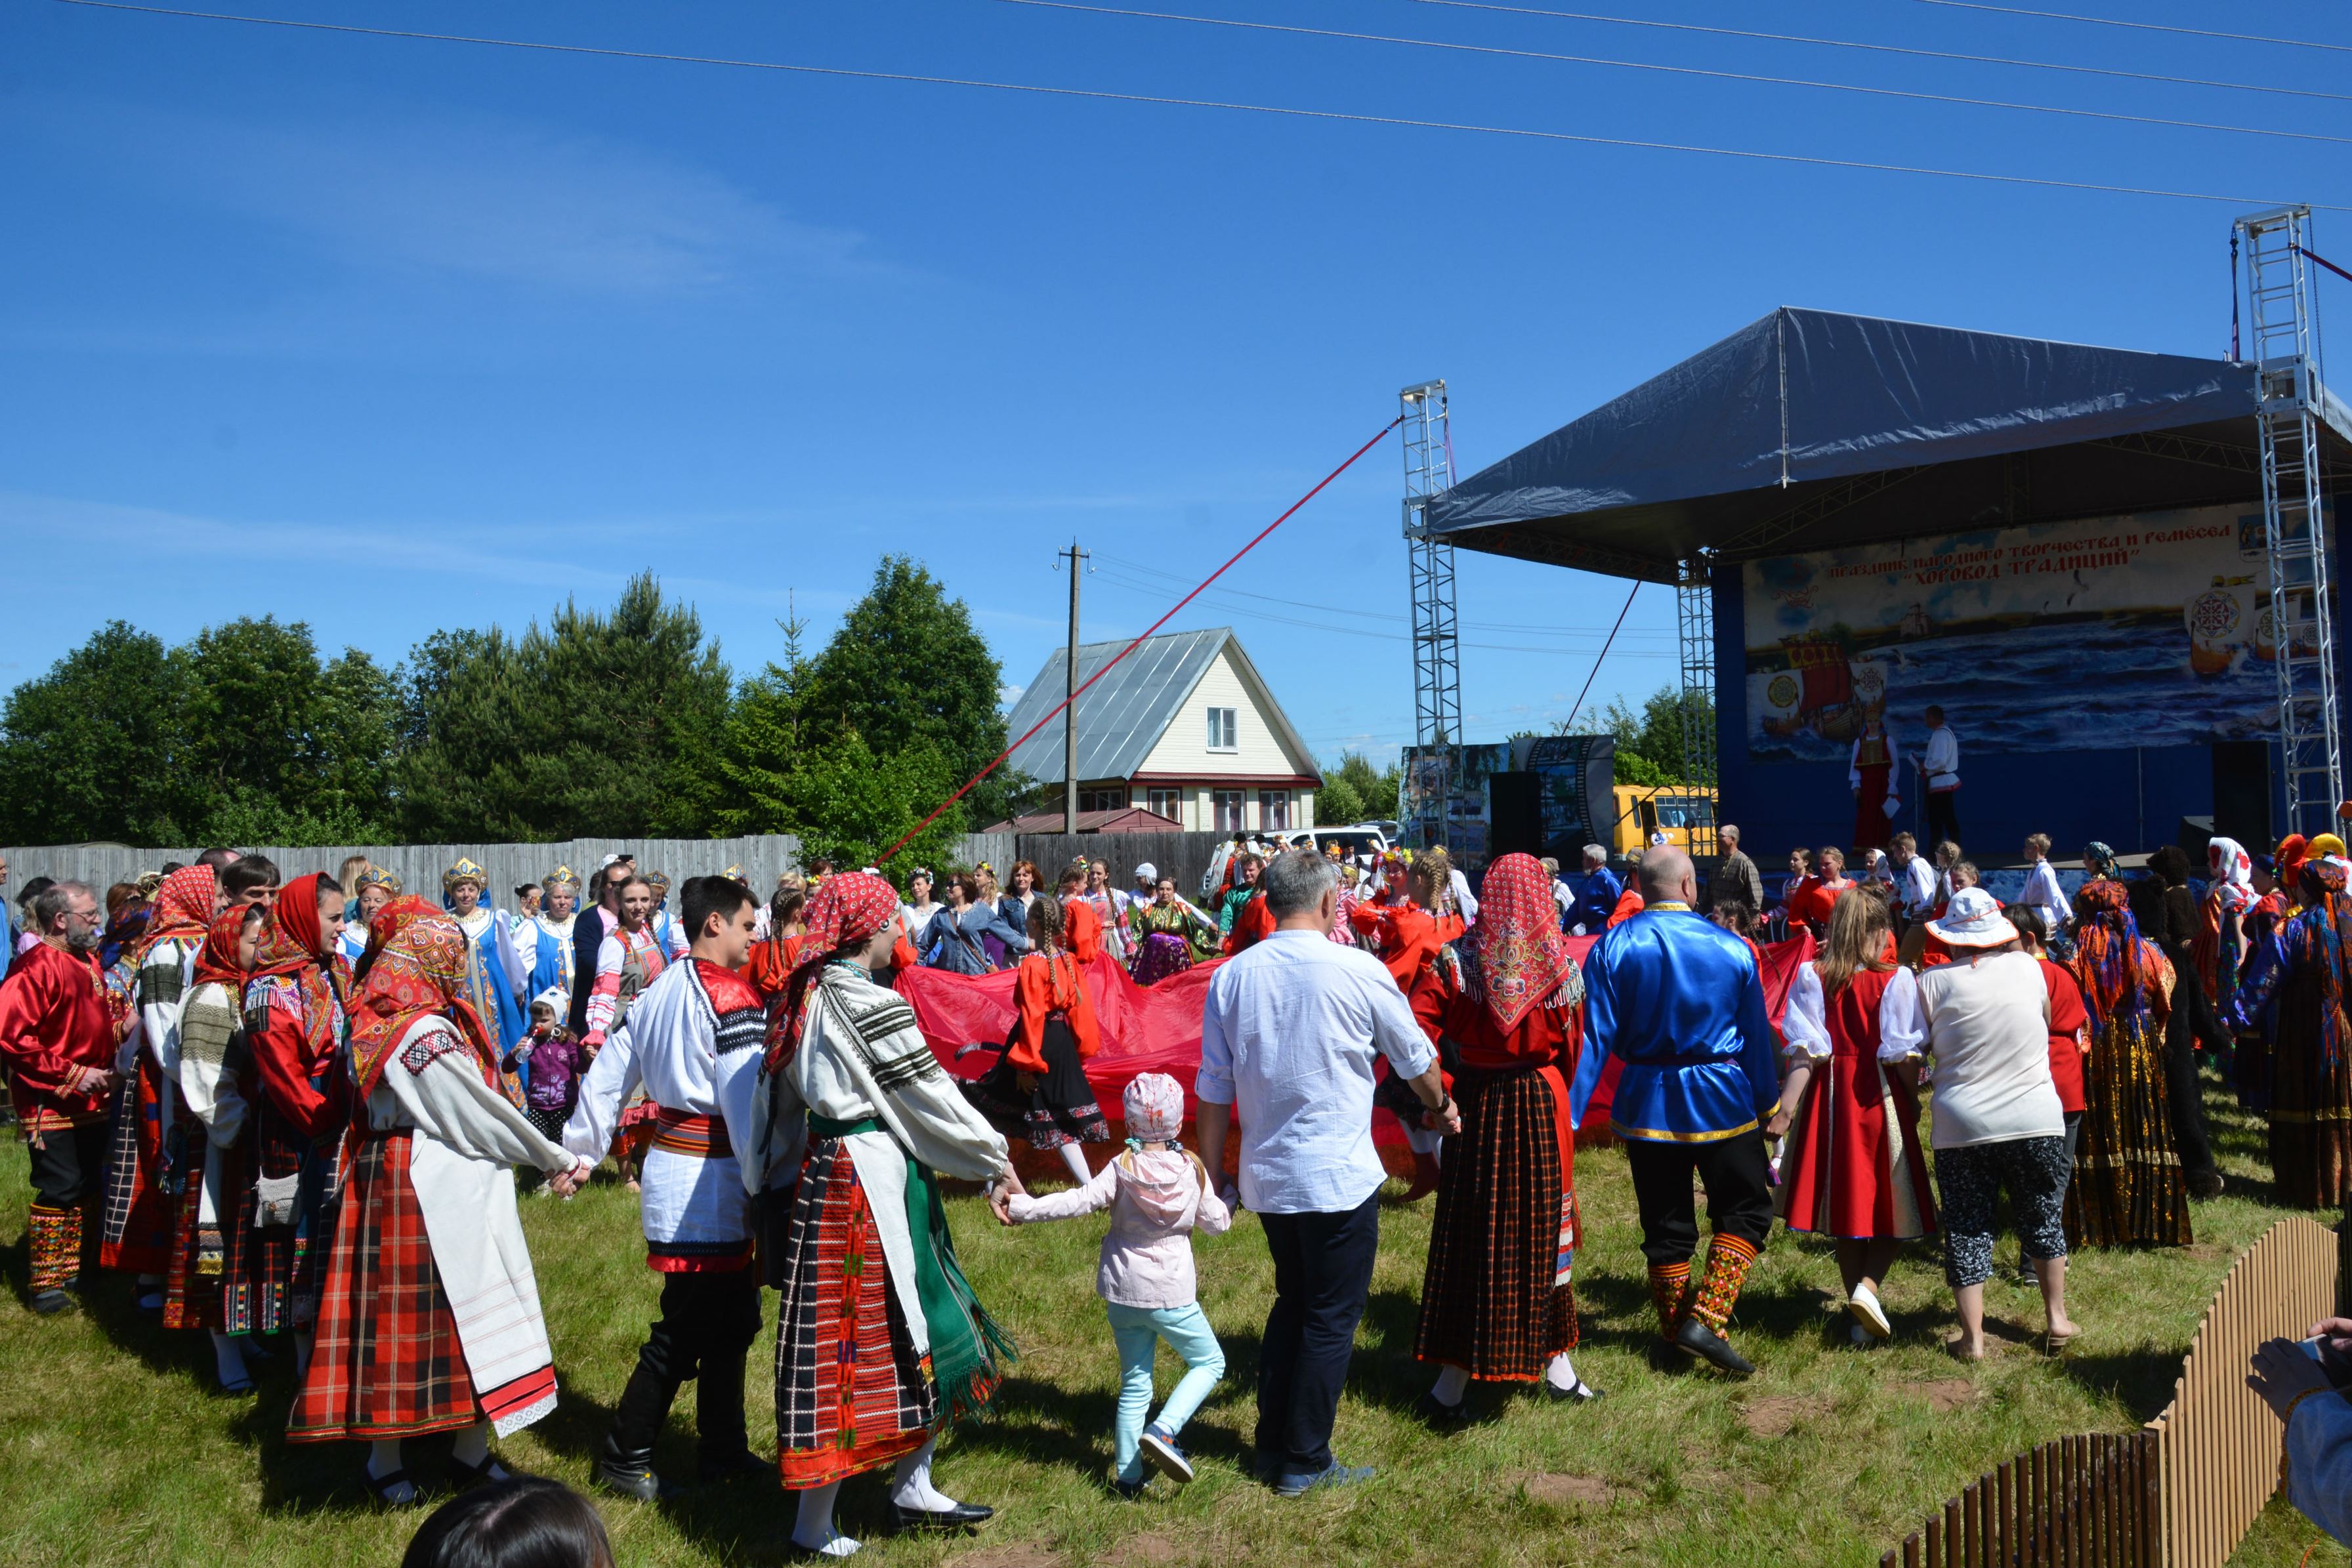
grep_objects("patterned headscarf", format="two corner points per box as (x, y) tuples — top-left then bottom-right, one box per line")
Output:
(1470, 852), (1579, 1031)
(1123, 1071), (1185, 1144)
(442, 857), (487, 895)
(190, 905), (255, 991)
(2207, 837), (2255, 915)
(2082, 842), (2118, 880)
(132, 865), (217, 968)
(2070, 878), (2154, 1022)
(347, 896), (505, 1104)
(250, 872), (330, 981)
(766, 872), (904, 1072)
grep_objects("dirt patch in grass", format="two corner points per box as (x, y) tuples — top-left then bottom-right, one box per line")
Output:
(1894, 1378), (1979, 1413)
(951, 1545), (1066, 1568)
(1519, 1472), (1620, 1508)
(1740, 1394), (1830, 1438)
(1106, 1533), (1183, 1566)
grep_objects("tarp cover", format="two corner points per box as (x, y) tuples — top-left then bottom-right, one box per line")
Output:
(1424, 308), (2256, 535)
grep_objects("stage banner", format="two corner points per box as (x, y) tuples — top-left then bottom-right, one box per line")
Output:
(1741, 503), (2324, 762)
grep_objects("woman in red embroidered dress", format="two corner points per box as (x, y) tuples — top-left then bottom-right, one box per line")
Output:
(1354, 855), (1467, 1201)
(1772, 888), (1935, 1346)
(1408, 853), (1597, 1420)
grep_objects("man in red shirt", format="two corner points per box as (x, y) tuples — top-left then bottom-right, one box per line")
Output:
(0, 880), (121, 1313)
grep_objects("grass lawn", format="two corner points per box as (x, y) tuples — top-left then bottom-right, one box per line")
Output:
(0, 1077), (2339, 1567)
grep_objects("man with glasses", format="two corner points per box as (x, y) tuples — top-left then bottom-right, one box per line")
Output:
(0, 881), (120, 1313)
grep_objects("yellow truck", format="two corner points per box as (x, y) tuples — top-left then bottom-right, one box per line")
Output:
(1610, 785), (1717, 856)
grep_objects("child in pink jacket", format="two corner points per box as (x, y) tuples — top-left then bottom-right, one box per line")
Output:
(994, 1071), (1231, 1496)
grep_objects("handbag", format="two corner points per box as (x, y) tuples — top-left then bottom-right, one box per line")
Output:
(253, 1170), (302, 1229)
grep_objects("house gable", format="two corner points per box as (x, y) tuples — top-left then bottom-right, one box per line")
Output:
(1133, 644), (1318, 782)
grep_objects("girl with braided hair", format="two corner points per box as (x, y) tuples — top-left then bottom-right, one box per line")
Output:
(963, 893), (1109, 1186)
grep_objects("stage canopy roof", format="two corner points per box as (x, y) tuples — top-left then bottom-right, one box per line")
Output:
(1423, 306), (2352, 583)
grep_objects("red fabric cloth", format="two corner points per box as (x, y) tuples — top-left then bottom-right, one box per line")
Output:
(1605, 886), (1645, 929)
(345, 896), (501, 1105)
(0, 942), (116, 1128)
(1775, 966), (1939, 1239)
(1789, 876), (1853, 930)
(1007, 951), (1101, 1073)
(190, 906), (252, 991)
(768, 873), (901, 1069)
(1221, 893), (1274, 957)
(740, 933), (807, 1001)
(1349, 899), (1463, 989)
(1062, 897), (1102, 963)
(2037, 956), (2089, 1115)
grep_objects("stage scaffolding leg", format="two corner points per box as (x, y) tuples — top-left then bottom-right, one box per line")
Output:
(1402, 380), (1460, 848)
(2238, 205), (2344, 837)
(1677, 554), (1719, 861)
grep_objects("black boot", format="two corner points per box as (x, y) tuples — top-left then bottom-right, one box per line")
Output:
(596, 1357), (684, 1502)
(695, 1349), (766, 1483)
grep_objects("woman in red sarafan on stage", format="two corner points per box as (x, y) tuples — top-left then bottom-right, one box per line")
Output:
(1772, 886), (1935, 1347)
(1408, 852), (1598, 1420)
(1849, 716), (1902, 854)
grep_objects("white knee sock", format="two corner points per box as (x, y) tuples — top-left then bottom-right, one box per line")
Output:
(1544, 1352), (1579, 1391)
(450, 1421), (494, 1469)
(211, 1331), (249, 1387)
(891, 1435), (956, 1511)
(793, 1480), (860, 1556)
(366, 1439), (417, 1504)
(1058, 1142), (1093, 1184)
(1430, 1364), (1469, 1406)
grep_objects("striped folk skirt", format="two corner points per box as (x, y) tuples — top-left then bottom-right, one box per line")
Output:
(2066, 1016), (2192, 1248)
(1414, 1065), (1578, 1382)
(98, 1055), (177, 1275)
(288, 1130), (478, 1441)
(2269, 973), (2352, 1211)
(161, 1100), (329, 1335)
(773, 1137), (938, 1488)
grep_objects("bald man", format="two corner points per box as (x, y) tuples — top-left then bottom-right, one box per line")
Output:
(1570, 848), (1781, 1376)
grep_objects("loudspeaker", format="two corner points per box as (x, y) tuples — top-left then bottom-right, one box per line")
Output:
(2210, 741), (2271, 851)
(1488, 772), (1544, 861)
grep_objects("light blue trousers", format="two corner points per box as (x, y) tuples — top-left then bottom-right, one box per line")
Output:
(1106, 1300), (1225, 1483)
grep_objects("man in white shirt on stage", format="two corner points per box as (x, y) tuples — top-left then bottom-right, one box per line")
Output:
(1918, 707), (1962, 850)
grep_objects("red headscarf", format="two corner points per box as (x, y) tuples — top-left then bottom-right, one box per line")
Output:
(190, 905), (255, 991)
(1471, 852), (1576, 1032)
(133, 865), (217, 969)
(250, 871), (329, 980)
(2069, 878), (2154, 1021)
(2278, 833), (2311, 892)
(766, 872), (904, 1071)
(346, 895), (503, 1102)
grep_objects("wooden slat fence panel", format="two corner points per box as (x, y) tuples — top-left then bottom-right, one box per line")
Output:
(1881, 1217), (2339, 1568)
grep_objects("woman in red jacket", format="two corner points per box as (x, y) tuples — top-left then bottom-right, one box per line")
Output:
(962, 897), (1106, 1186)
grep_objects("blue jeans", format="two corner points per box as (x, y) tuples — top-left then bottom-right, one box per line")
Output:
(1106, 1301), (1225, 1483)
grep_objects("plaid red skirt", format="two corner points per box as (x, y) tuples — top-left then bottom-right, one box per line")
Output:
(287, 1130), (477, 1441)
(98, 1055), (176, 1275)
(774, 1138), (935, 1488)
(1414, 1065), (1578, 1381)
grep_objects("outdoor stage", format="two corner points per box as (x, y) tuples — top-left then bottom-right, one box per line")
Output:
(1422, 306), (2352, 859)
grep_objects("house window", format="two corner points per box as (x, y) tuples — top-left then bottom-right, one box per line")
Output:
(1213, 790), (1246, 832)
(1077, 786), (1125, 813)
(1206, 706), (1238, 752)
(1147, 787), (1183, 821)
(1259, 791), (1291, 831)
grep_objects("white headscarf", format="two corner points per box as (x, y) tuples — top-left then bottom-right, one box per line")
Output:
(2208, 836), (2255, 915)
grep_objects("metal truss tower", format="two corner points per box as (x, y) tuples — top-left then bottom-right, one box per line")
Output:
(2238, 205), (2344, 836)
(1676, 553), (1719, 861)
(1401, 381), (1460, 842)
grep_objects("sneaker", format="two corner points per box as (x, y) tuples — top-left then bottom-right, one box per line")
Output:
(1139, 1426), (1195, 1483)
(1846, 1287), (1891, 1340)
(1273, 1462), (1375, 1496)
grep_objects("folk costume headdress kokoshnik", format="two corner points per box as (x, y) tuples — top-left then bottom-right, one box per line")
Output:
(766, 873), (902, 1075)
(346, 895), (511, 1105)
(354, 864), (404, 896)
(442, 857), (488, 896)
(133, 865), (218, 970)
(1471, 852), (1582, 1032)
(543, 865), (580, 893)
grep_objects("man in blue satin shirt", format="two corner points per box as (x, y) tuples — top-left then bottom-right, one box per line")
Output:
(1572, 846), (1780, 1377)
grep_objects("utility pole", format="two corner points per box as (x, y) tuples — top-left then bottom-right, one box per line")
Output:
(1059, 541), (1089, 834)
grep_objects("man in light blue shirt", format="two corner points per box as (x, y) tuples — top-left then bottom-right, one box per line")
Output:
(1196, 850), (1456, 1496)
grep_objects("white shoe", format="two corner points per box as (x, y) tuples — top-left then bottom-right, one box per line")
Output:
(1847, 1286), (1891, 1340)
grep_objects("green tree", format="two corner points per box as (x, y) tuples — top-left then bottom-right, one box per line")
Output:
(1327, 750), (1400, 821)
(795, 556), (1015, 827)
(743, 732), (964, 887)
(0, 622), (199, 844)
(1599, 685), (1717, 786)
(178, 617), (402, 843)
(1312, 775), (1364, 828)
(398, 575), (734, 841)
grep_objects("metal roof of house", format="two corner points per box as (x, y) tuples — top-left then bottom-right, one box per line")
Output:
(1001, 627), (1320, 787)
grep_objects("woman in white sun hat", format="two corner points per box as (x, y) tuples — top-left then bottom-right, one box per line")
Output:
(1900, 886), (2080, 1362)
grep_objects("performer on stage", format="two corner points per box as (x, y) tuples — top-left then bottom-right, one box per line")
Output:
(102, 864), (218, 1305)
(444, 859), (528, 1075)
(1572, 847), (1780, 1376)
(0, 880), (122, 1317)
(289, 896), (591, 1508)
(2224, 856), (2352, 1211)
(564, 875), (770, 1500)
(1917, 706), (1962, 848)
(720, 873), (1017, 1559)
(1849, 714), (1902, 853)
(2194, 838), (2256, 1039)
(1409, 853), (1599, 1421)
(1773, 887), (1934, 1346)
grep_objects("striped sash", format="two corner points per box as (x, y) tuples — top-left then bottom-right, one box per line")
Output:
(651, 1107), (732, 1159)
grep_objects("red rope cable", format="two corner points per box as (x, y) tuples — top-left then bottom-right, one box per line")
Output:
(874, 413), (1406, 865)
(2298, 243), (2352, 287)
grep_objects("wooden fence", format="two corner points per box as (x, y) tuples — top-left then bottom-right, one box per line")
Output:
(2148, 1214), (2341, 1568)
(1013, 831), (1233, 903)
(1881, 1216), (2341, 1568)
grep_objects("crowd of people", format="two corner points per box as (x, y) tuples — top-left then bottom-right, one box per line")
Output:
(3, 812), (2349, 1553)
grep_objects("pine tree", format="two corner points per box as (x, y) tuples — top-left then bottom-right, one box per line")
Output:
(0, 622), (198, 844)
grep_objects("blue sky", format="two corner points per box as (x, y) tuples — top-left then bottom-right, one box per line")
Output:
(6, 0), (2347, 768)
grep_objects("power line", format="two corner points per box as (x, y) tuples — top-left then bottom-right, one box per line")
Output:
(1005, 0), (2352, 148)
(1398, 0), (2352, 107)
(1913, 0), (2352, 56)
(47, 0), (2351, 212)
